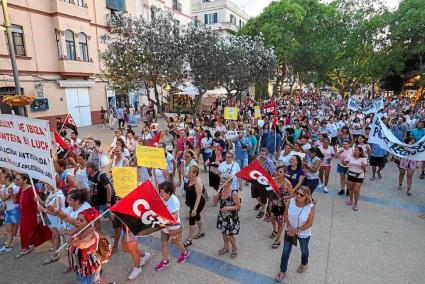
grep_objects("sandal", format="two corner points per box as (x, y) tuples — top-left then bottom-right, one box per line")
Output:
(231, 248), (238, 259)
(217, 248), (229, 255)
(193, 232), (205, 239)
(183, 239), (192, 248)
(270, 231), (277, 239)
(275, 272), (286, 282)
(43, 255), (59, 265)
(272, 240), (281, 249)
(15, 249), (32, 258)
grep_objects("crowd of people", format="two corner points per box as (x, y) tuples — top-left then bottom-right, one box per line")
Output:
(1, 91), (425, 283)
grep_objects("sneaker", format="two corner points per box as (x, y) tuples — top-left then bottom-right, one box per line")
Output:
(338, 189), (345, 195)
(369, 176), (375, 181)
(420, 173), (425, 179)
(254, 204), (261, 211)
(177, 251), (191, 263)
(140, 252), (151, 267)
(127, 266), (142, 280)
(317, 183), (323, 189)
(0, 246), (12, 254)
(323, 186), (328, 193)
(397, 185), (402, 191)
(155, 259), (170, 271)
(296, 264), (308, 273)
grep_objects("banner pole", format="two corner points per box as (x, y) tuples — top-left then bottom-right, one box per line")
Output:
(55, 209), (110, 254)
(29, 177), (46, 226)
(123, 154), (136, 167)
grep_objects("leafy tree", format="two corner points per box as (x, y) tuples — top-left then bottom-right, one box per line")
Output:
(101, 12), (186, 115)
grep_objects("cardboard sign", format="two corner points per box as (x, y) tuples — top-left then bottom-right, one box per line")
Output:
(112, 167), (138, 198)
(224, 107), (238, 120)
(254, 106), (262, 118)
(136, 145), (167, 169)
(0, 114), (54, 186)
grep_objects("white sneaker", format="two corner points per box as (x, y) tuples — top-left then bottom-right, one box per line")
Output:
(317, 183), (323, 189)
(323, 186), (328, 193)
(140, 252), (151, 267)
(128, 266), (143, 280)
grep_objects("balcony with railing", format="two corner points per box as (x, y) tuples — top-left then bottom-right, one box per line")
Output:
(51, 0), (90, 21)
(209, 21), (240, 34)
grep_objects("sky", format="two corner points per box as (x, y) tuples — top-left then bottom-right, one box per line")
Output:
(233, 0), (401, 17)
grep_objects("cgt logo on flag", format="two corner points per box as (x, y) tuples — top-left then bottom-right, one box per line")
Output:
(236, 160), (278, 193)
(110, 180), (178, 236)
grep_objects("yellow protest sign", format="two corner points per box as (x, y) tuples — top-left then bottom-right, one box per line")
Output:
(254, 106), (262, 118)
(136, 145), (167, 169)
(111, 167), (138, 198)
(224, 107), (238, 120)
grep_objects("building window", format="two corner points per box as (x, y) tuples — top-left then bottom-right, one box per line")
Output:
(106, 0), (126, 11)
(5, 25), (26, 56)
(204, 13), (217, 24)
(64, 29), (76, 61)
(55, 29), (62, 59)
(79, 33), (89, 62)
(75, 0), (85, 7)
(230, 14), (236, 25)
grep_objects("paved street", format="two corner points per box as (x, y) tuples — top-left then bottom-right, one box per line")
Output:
(1, 123), (425, 284)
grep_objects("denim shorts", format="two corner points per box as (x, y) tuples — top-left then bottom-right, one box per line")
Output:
(95, 205), (111, 219)
(337, 164), (348, 174)
(76, 268), (100, 284)
(5, 207), (20, 225)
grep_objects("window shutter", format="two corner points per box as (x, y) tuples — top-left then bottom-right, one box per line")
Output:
(204, 14), (208, 24)
(214, 13), (217, 23)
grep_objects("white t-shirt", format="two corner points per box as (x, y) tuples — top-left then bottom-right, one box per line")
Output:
(63, 202), (91, 231)
(348, 157), (368, 178)
(218, 161), (241, 190)
(75, 167), (90, 190)
(162, 194), (181, 233)
(319, 145), (335, 166)
(166, 152), (175, 174)
(2, 183), (20, 211)
(278, 152), (293, 167)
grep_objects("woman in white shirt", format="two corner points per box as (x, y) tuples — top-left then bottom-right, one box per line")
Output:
(74, 153), (90, 190)
(155, 182), (190, 271)
(276, 186), (315, 282)
(0, 172), (20, 254)
(335, 140), (353, 195)
(343, 146), (368, 211)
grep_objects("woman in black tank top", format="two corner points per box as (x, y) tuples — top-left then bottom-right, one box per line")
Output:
(183, 165), (206, 248)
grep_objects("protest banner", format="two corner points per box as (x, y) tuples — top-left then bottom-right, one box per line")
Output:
(254, 106), (262, 118)
(136, 145), (167, 169)
(347, 97), (384, 114)
(112, 167), (138, 198)
(369, 115), (425, 161)
(0, 114), (54, 186)
(224, 107), (238, 120)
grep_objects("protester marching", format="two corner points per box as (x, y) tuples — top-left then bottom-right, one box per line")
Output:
(1, 91), (425, 284)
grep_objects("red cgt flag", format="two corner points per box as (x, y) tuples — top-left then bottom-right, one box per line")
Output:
(64, 113), (78, 132)
(147, 131), (161, 147)
(110, 180), (179, 236)
(54, 130), (70, 150)
(236, 160), (278, 193)
(262, 102), (277, 114)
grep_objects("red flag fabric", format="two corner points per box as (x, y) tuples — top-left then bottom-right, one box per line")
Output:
(235, 160), (278, 193)
(110, 180), (179, 236)
(262, 102), (277, 114)
(147, 131), (161, 147)
(272, 107), (278, 129)
(54, 130), (70, 150)
(64, 114), (78, 132)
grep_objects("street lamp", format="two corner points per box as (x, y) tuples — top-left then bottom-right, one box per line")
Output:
(1, 0), (24, 115)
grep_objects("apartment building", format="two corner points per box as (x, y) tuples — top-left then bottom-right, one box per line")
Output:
(0, 0), (191, 127)
(191, 0), (250, 37)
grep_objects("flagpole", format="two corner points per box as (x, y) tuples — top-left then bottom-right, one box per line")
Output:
(123, 154), (136, 167)
(55, 209), (110, 254)
(58, 113), (69, 135)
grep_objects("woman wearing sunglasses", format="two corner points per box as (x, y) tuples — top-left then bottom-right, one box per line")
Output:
(276, 186), (315, 282)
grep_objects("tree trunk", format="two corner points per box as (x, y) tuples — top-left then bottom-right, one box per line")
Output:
(153, 83), (168, 120)
(144, 83), (156, 107)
